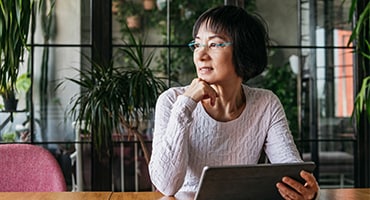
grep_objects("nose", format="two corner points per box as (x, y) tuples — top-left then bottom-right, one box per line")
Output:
(194, 47), (211, 61)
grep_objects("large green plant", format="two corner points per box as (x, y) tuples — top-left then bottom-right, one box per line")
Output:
(0, 0), (34, 100)
(349, 1), (370, 124)
(117, 29), (168, 163)
(65, 28), (167, 162)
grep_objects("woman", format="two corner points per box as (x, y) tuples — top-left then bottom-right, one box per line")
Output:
(149, 5), (319, 200)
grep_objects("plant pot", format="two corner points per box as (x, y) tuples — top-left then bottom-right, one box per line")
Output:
(143, 0), (155, 10)
(112, 1), (120, 14)
(2, 95), (18, 111)
(126, 15), (141, 29)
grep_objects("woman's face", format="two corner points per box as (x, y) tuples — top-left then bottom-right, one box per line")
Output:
(192, 24), (238, 85)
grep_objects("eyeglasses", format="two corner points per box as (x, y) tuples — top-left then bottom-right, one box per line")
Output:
(188, 40), (232, 52)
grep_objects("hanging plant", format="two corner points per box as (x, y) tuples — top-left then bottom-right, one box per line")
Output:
(0, 0), (34, 110)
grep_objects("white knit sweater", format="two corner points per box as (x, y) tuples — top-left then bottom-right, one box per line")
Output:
(149, 85), (302, 196)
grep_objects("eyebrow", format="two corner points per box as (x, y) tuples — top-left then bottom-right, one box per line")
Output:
(194, 35), (228, 41)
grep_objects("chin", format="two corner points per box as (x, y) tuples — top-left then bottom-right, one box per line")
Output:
(197, 73), (210, 80)
(197, 76), (211, 83)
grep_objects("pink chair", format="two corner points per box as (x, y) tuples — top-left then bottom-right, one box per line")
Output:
(0, 144), (67, 191)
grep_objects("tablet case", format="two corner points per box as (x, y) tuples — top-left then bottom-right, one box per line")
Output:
(194, 162), (316, 200)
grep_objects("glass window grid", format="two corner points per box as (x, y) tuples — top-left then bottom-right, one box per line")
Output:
(0, 0), (360, 191)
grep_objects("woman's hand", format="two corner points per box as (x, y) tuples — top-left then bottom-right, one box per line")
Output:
(183, 78), (218, 106)
(276, 170), (319, 200)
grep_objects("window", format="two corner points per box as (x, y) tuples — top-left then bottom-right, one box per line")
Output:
(1, 0), (364, 191)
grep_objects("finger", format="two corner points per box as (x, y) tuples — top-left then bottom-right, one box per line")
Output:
(300, 171), (319, 199)
(277, 183), (302, 200)
(282, 172), (318, 200)
(300, 171), (319, 191)
(282, 176), (302, 189)
(196, 79), (218, 104)
(204, 89), (218, 106)
(282, 177), (314, 199)
(300, 171), (316, 186)
(202, 93), (217, 106)
(184, 78), (212, 102)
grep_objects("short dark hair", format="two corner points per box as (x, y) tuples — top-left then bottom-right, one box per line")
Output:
(192, 5), (270, 81)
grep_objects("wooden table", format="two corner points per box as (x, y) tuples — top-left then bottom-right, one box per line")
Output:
(319, 188), (370, 200)
(108, 189), (370, 200)
(110, 191), (173, 200)
(0, 188), (369, 200)
(110, 191), (194, 200)
(0, 192), (112, 200)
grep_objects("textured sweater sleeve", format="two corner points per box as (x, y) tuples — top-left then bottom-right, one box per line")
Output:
(148, 89), (197, 196)
(264, 92), (303, 163)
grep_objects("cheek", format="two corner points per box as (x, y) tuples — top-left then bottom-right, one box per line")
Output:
(219, 55), (238, 74)
(217, 52), (233, 66)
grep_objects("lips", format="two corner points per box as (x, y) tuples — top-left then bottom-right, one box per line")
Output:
(199, 66), (213, 73)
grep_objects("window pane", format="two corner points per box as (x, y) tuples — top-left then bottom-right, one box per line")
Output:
(33, 47), (87, 143)
(34, 0), (91, 45)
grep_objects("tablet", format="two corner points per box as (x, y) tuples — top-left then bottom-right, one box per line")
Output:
(194, 162), (316, 200)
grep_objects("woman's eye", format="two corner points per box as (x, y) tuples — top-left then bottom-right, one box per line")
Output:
(194, 43), (201, 48)
(209, 43), (217, 48)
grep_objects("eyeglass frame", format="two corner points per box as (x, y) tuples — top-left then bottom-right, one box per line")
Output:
(188, 40), (233, 52)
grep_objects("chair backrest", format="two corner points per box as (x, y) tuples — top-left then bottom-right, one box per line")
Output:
(0, 144), (67, 192)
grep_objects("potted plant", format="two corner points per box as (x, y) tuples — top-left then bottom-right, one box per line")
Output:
(114, 0), (143, 30)
(0, 73), (31, 111)
(0, 0), (34, 111)
(143, 0), (155, 11)
(64, 26), (167, 164)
